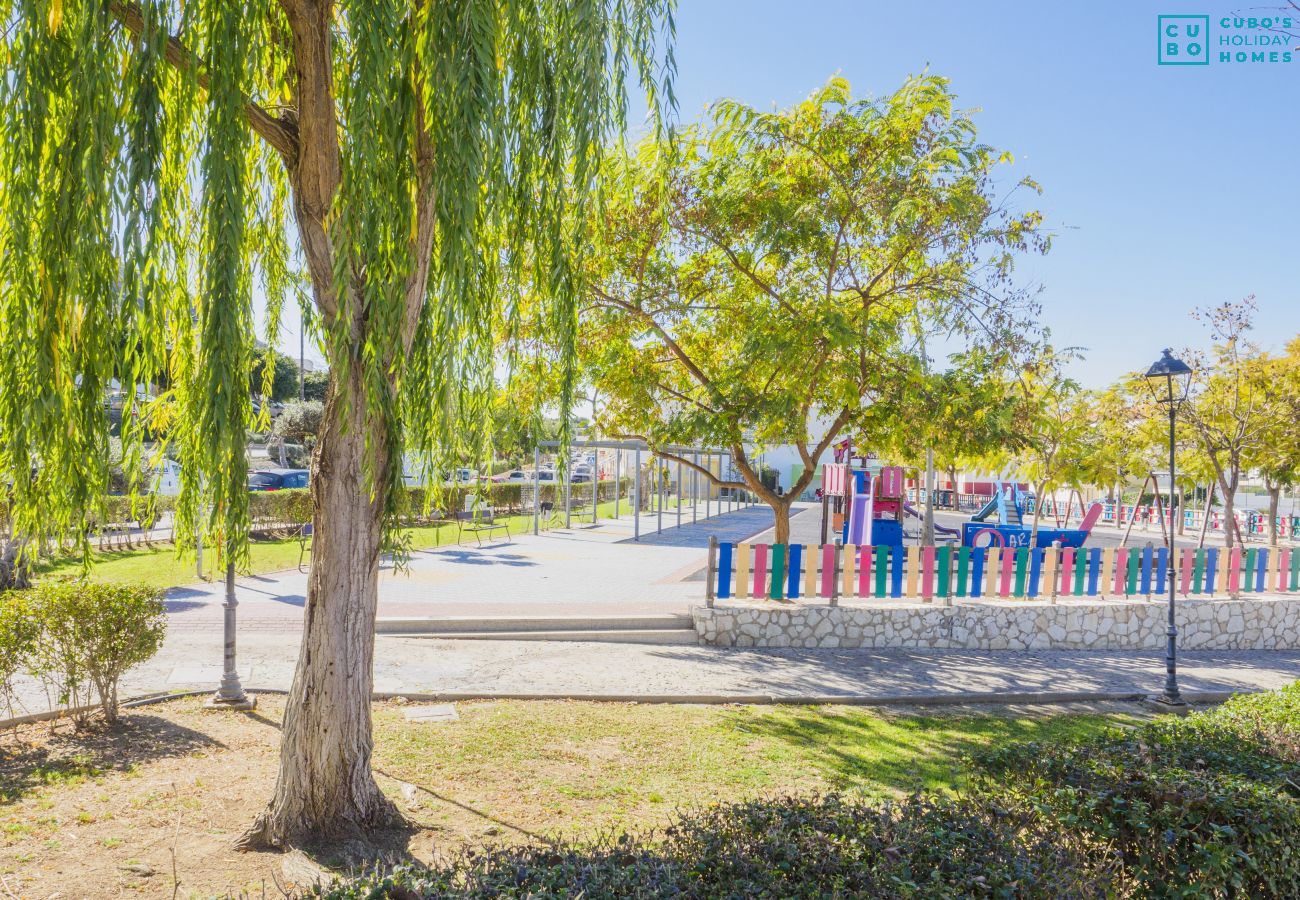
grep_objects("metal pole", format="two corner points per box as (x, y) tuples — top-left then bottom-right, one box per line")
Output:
(299, 327), (306, 402)
(1163, 385), (1183, 705)
(592, 453), (599, 524)
(633, 446), (641, 541)
(705, 453), (711, 518)
(208, 559), (254, 709)
(565, 467), (572, 529)
(693, 452), (699, 523)
(657, 457), (663, 534)
(533, 446), (541, 535)
(614, 449), (621, 519)
(676, 459), (683, 529)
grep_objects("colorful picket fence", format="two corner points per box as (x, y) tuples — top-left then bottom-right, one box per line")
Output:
(704, 540), (1300, 606)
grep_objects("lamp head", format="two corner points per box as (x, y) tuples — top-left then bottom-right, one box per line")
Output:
(1144, 349), (1192, 405)
(1145, 349), (1193, 380)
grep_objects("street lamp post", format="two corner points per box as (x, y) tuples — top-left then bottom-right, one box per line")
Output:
(1144, 348), (1193, 707)
(207, 558), (256, 710)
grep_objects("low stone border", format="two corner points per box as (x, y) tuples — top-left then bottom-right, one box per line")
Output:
(0, 687), (1252, 730)
(692, 595), (1300, 651)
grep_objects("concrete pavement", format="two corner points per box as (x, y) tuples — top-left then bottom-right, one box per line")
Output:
(9, 501), (1299, 719)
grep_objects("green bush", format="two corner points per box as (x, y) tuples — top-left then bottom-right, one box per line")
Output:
(977, 691), (1300, 897)
(314, 794), (1116, 898)
(22, 581), (166, 725)
(0, 591), (38, 714)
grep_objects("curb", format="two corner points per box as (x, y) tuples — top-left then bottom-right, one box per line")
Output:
(1, 686), (1254, 729)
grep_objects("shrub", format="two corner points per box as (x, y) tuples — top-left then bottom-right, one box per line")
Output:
(314, 794), (1117, 898)
(977, 700), (1300, 897)
(23, 581), (166, 725)
(0, 591), (38, 714)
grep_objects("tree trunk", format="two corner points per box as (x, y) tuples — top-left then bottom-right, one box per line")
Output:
(1030, 480), (1045, 545)
(771, 498), (793, 545)
(1268, 485), (1281, 547)
(1221, 483), (1236, 549)
(239, 367), (398, 849)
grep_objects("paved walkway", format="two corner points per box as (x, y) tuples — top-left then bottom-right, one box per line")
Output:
(7, 633), (1291, 714)
(10, 501), (1297, 718)
(162, 502), (784, 632)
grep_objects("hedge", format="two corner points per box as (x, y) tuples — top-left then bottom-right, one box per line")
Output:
(977, 684), (1300, 897)
(315, 794), (1116, 899)
(315, 684), (1300, 898)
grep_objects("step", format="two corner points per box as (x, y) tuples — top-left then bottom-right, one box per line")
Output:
(376, 614), (693, 635)
(392, 628), (699, 645)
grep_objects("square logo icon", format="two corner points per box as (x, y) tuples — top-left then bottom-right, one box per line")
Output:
(1159, 15), (1211, 65)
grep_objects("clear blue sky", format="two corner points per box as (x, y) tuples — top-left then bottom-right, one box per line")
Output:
(279, 1), (1297, 387)
(656, 0), (1298, 385)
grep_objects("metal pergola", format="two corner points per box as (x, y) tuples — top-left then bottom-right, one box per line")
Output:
(532, 439), (751, 540)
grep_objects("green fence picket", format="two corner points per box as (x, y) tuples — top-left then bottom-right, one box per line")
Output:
(769, 544), (785, 600)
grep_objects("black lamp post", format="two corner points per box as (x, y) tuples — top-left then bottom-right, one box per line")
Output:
(1144, 348), (1193, 706)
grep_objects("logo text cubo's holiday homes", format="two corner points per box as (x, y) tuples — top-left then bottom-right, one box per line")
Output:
(1159, 13), (1296, 66)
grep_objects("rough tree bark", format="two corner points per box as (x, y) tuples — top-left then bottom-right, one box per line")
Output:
(239, 366), (398, 848)
(1267, 482), (1281, 547)
(239, 0), (427, 848)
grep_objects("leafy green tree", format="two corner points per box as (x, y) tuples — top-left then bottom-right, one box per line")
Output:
(1008, 352), (1092, 542)
(868, 351), (1027, 522)
(0, 0), (671, 846)
(1253, 338), (1300, 546)
(251, 350), (301, 403)
(572, 76), (1047, 543)
(1181, 299), (1275, 548)
(302, 369), (330, 403)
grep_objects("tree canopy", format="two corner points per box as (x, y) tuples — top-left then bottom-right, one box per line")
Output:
(0, 0), (674, 848)
(567, 75), (1047, 540)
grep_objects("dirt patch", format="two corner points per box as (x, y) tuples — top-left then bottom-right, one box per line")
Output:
(1, 698), (290, 897)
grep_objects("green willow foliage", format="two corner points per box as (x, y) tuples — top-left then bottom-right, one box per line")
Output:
(0, 0), (673, 563)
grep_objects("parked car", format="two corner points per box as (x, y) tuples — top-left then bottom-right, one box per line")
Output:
(492, 469), (527, 483)
(248, 468), (310, 491)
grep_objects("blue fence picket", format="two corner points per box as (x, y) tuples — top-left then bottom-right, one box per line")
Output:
(787, 543), (802, 599)
(970, 547), (986, 598)
(1027, 549), (1043, 598)
(1087, 548), (1101, 596)
(1139, 546), (1153, 596)
(717, 542), (733, 599)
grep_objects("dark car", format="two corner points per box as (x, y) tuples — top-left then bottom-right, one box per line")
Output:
(248, 468), (310, 491)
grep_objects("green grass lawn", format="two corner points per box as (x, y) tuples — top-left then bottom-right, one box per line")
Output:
(33, 497), (641, 590)
(375, 699), (1135, 841)
(0, 695), (1139, 894)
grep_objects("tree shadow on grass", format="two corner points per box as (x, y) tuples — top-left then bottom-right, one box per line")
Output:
(0, 712), (226, 803)
(719, 706), (1123, 796)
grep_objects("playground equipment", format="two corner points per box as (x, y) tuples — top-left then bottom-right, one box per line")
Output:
(823, 459), (901, 547)
(821, 458), (965, 547)
(963, 481), (1103, 549)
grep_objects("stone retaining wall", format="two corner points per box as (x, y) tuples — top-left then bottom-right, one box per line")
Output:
(692, 596), (1300, 651)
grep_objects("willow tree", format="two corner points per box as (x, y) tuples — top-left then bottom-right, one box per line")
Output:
(571, 76), (1046, 543)
(0, 0), (672, 847)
